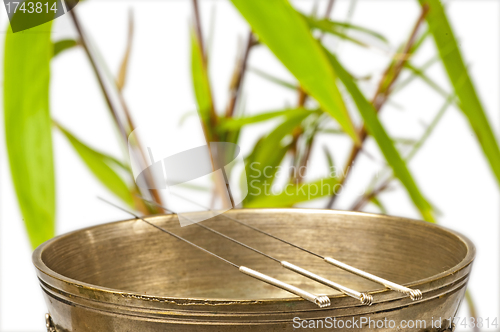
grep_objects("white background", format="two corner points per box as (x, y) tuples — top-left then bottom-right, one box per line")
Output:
(0, 0), (498, 330)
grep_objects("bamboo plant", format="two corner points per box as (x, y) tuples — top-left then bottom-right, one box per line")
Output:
(3, 1), (497, 329)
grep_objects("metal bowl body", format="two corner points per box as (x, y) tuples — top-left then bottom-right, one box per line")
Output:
(33, 209), (474, 331)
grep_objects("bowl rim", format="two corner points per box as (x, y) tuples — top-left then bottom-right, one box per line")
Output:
(32, 208), (475, 305)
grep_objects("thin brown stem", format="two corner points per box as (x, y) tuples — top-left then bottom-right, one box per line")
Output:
(326, 5), (429, 209)
(192, 0), (218, 136)
(324, 0), (336, 19)
(120, 95), (164, 206)
(289, 88), (307, 183)
(297, 88), (308, 106)
(372, 6), (429, 109)
(69, 9), (163, 209)
(191, 0), (234, 206)
(116, 10), (163, 206)
(192, 0), (206, 63)
(116, 9), (134, 91)
(289, 126), (304, 182)
(296, 135), (315, 183)
(351, 179), (391, 211)
(289, 0), (334, 184)
(225, 31), (254, 118)
(68, 9), (128, 143)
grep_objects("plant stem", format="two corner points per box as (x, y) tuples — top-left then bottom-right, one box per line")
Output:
(297, 88), (308, 106)
(116, 9), (134, 91)
(225, 31), (254, 118)
(296, 128), (317, 183)
(69, 9), (163, 209)
(289, 125), (304, 182)
(289, 0), (334, 183)
(117, 11), (164, 207)
(324, 0), (336, 19)
(192, 0), (206, 63)
(120, 95), (165, 207)
(326, 5), (429, 208)
(192, 0), (218, 134)
(68, 9), (128, 143)
(351, 178), (391, 211)
(352, 92), (455, 212)
(289, 89), (307, 183)
(191, 0), (235, 206)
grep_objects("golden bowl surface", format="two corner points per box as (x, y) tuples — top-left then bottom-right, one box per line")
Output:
(33, 209), (474, 331)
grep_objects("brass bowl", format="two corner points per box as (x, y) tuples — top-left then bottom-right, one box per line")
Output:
(33, 209), (474, 331)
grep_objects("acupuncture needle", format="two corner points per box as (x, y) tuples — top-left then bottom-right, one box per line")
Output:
(148, 193), (422, 302)
(98, 197), (330, 308)
(138, 196), (373, 305)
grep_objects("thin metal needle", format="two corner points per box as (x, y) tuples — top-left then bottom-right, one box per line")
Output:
(97, 197), (331, 308)
(152, 193), (422, 301)
(138, 196), (373, 305)
(170, 192), (323, 258)
(98, 197), (239, 268)
(198, 224), (280, 262)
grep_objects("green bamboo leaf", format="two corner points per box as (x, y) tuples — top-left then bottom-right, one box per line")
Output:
(229, 0), (359, 143)
(420, 0), (500, 187)
(55, 122), (134, 207)
(410, 28), (430, 54)
(244, 111), (312, 203)
(4, 23), (55, 249)
(53, 39), (78, 57)
(326, 51), (435, 223)
(394, 137), (418, 146)
(302, 15), (389, 46)
(323, 145), (335, 170)
(370, 196), (387, 214)
(404, 62), (449, 98)
(246, 176), (338, 207)
(218, 108), (318, 131)
(318, 128), (344, 135)
(179, 111), (197, 126)
(365, 95), (455, 209)
(392, 56), (439, 94)
(190, 28), (215, 138)
(406, 94), (456, 162)
(248, 67), (297, 91)
(252, 111), (312, 168)
(225, 93), (246, 144)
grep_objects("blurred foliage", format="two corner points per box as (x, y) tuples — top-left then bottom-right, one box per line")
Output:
(53, 39), (78, 57)
(191, 28), (216, 142)
(2, 0), (498, 275)
(325, 51), (434, 222)
(420, 0), (500, 187)
(3, 0), (490, 322)
(4, 22), (55, 249)
(230, 0), (359, 142)
(55, 121), (134, 207)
